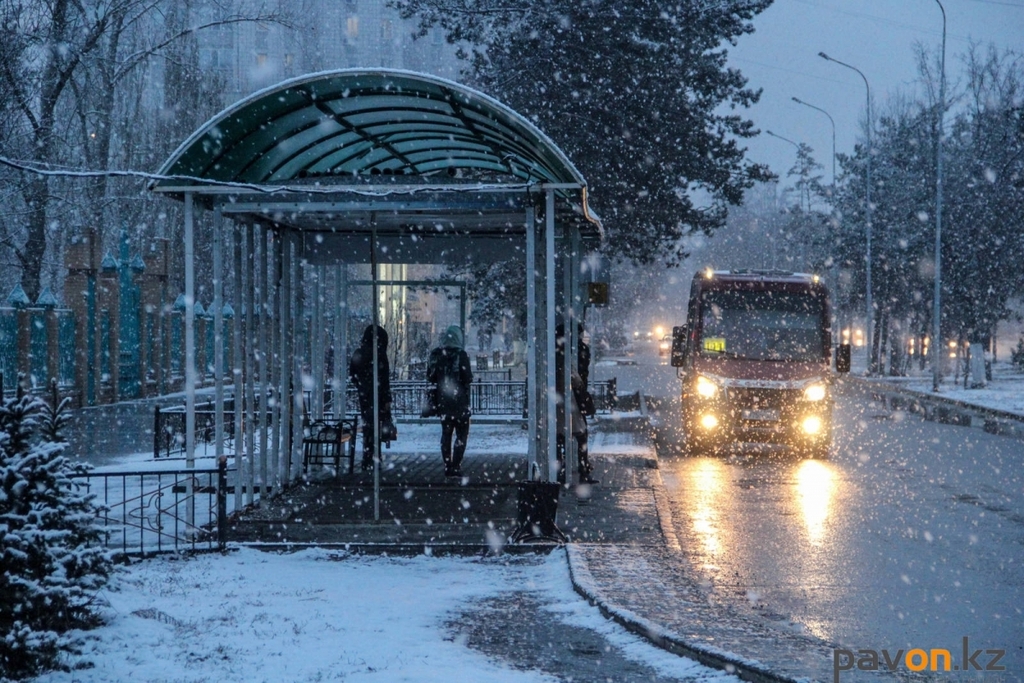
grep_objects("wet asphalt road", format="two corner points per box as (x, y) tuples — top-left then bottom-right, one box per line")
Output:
(599, 344), (1023, 680)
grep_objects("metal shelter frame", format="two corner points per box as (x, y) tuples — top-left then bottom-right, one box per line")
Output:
(149, 69), (601, 520)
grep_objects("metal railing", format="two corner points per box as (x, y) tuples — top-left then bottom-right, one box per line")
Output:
(331, 379), (616, 418)
(71, 458), (231, 555)
(152, 378), (617, 458)
(153, 400), (240, 459)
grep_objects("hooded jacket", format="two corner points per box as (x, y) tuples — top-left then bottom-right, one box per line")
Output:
(427, 325), (473, 418)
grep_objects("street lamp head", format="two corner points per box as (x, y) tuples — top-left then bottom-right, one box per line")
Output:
(792, 96), (804, 104)
(818, 52), (831, 61)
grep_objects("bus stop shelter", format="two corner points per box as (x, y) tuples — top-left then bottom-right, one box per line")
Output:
(150, 69), (602, 520)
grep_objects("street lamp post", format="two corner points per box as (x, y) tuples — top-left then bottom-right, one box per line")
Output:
(766, 130), (812, 269)
(931, 0), (947, 392)
(765, 129), (803, 211)
(791, 97), (836, 192)
(792, 96), (840, 333)
(819, 52), (874, 374)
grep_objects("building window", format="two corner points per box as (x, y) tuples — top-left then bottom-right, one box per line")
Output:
(347, 16), (359, 40)
(284, 53), (294, 67)
(256, 53), (267, 67)
(380, 19), (393, 42)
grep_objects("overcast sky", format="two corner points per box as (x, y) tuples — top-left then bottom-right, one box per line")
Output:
(729, 0), (1024, 188)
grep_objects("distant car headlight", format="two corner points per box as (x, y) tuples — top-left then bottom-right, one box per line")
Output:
(803, 383), (827, 402)
(695, 375), (719, 399)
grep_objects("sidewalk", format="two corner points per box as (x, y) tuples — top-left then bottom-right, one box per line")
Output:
(859, 360), (1024, 416)
(847, 360), (1024, 442)
(227, 418), (845, 683)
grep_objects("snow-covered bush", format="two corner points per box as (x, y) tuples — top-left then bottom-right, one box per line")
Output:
(0, 394), (112, 679)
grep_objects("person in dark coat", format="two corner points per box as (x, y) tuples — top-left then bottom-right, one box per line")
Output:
(555, 324), (597, 485)
(349, 325), (393, 470)
(427, 325), (473, 477)
(578, 322), (592, 389)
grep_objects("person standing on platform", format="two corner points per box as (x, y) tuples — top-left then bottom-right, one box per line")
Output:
(555, 324), (598, 485)
(427, 325), (473, 477)
(349, 325), (393, 471)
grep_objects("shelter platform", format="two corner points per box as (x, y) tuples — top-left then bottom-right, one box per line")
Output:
(227, 421), (664, 550)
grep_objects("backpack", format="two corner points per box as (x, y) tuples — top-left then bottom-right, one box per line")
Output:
(431, 348), (470, 417)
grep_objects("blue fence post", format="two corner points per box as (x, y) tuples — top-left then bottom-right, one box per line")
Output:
(118, 230), (142, 399)
(86, 275), (96, 404)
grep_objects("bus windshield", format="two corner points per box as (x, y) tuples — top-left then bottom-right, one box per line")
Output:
(699, 289), (825, 362)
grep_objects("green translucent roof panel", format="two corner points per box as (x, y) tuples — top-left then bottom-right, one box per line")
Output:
(154, 69), (586, 187)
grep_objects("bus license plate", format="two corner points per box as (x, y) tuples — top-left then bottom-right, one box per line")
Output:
(742, 409), (779, 422)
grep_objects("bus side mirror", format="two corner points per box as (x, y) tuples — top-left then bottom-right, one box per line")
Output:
(670, 325), (687, 367)
(836, 343), (851, 373)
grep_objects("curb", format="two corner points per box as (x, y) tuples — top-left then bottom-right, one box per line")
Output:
(232, 541), (555, 557)
(563, 545), (803, 683)
(563, 421), (802, 683)
(845, 376), (1024, 440)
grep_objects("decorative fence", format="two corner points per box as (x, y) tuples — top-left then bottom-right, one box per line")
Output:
(71, 459), (232, 555)
(0, 307), (76, 395)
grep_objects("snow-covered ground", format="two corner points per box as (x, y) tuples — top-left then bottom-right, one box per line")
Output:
(872, 360), (1024, 416)
(32, 548), (737, 683)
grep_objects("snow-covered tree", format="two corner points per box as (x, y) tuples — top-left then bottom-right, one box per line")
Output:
(395, 0), (773, 266)
(0, 393), (111, 679)
(831, 44), (1024, 372)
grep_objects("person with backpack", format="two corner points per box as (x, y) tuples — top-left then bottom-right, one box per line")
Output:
(427, 325), (473, 477)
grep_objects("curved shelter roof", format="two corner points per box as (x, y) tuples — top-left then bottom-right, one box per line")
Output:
(154, 69), (587, 189)
(151, 69), (600, 263)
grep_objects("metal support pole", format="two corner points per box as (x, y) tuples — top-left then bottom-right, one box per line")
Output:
(332, 266), (342, 418)
(213, 207), (224, 463)
(184, 192), (196, 526)
(561, 237), (573, 487)
(932, 0), (947, 392)
(291, 232), (304, 482)
(279, 232), (292, 486)
(258, 224), (269, 494)
(525, 205), (538, 477)
(339, 266), (348, 423)
(232, 224), (243, 509)
(571, 226), (582, 487)
(269, 230), (280, 493)
(370, 217), (381, 520)
(819, 52), (873, 374)
(545, 189), (558, 483)
(459, 283), (466, 334)
(315, 264), (326, 419)
(244, 225), (256, 505)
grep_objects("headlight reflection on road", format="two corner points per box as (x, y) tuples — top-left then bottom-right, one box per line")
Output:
(795, 460), (836, 546)
(687, 458), (727, 562)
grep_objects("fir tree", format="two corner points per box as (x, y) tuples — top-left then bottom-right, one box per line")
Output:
(0, 394), (111, 679)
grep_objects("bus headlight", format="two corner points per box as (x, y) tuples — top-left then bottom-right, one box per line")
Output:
(700, 413), (720, 430)
(801, 415), (823, 434)
(695, 375), (719, 399)
(803, 383), (827, 402)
